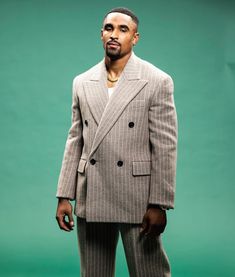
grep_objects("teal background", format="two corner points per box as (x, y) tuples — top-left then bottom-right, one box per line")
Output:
(1, 0), (235, 276)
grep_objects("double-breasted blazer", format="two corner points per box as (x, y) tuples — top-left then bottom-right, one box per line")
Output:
(56, 53), (177, 223)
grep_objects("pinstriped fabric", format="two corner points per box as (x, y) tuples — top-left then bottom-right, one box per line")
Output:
(77, 218), (119, 277)
(148, 76), (177, 206)
(56, 52), (177, 223)
(88, 78), (148, 159)
(56, 78), (84, 199)
(77, 218), (171, 277)
(120, 224), (170, 277)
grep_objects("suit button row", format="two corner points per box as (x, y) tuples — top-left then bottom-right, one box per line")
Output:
(90, 158), (96, 165)
(90, 159), (123, 167)
(85, 120), (134, 128)
(117, 160), (123, 167)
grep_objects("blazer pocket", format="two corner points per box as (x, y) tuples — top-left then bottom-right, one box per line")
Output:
(128, 100), (145, 109)
(132, 161), (151, 176)
(77, 159), (87, 174)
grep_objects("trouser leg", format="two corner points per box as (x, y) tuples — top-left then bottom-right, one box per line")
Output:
(120, 223), (171, 277)
(76, 217), (119, 277)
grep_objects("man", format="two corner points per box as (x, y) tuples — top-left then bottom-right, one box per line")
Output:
(56, 7), (177, 277)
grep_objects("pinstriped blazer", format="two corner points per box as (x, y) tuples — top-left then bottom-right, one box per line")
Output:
(56, 52), (177, 223)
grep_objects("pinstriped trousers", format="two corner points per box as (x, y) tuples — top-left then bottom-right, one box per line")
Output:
(77, 217), (171, 277)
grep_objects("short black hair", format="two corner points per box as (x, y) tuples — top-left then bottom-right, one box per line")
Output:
(104, 7), (139, 27)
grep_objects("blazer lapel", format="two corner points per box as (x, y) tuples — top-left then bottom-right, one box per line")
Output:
(83, 61), (109, 125)
(89, 53), (148, 159)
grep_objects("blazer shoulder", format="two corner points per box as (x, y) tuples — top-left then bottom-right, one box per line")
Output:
(136, 56), (173, 83)
(73, 60), (103, 85)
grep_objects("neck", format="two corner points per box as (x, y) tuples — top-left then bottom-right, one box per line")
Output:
(105, 52), (132, 78)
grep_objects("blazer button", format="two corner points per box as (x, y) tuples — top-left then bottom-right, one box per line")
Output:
(117, 160), (123, 167)
(90, 159), (96, 165)
(84, 120), (88, 126)
(128, 122), (134, 128)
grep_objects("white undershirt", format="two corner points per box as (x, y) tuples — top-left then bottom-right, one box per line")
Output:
(108, 87), (115, 98)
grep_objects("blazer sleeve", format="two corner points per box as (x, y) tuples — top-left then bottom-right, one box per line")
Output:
(56, 78), (84, 200)
(148, 75), (178, 209)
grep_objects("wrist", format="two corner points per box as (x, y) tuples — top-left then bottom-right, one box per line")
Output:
(147, 204), (166, 211)
(58, 197), (70, 203)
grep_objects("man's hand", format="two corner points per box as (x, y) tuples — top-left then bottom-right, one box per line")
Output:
(140, 205), (167, 236)
(56, 198), (74, 232)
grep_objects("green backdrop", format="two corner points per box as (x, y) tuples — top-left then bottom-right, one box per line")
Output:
(1, 0), (235, 276)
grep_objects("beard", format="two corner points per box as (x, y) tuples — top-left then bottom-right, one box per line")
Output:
(105, 45), (121, 60)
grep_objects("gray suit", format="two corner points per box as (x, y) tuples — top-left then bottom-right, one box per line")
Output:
(57, 53), (177, 223)
(56, 53), (177, 276)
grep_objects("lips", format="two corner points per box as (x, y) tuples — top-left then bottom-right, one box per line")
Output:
(107, 41), (120, 47)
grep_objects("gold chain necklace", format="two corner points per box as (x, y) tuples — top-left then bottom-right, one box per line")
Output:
(107, 74), (118, 83)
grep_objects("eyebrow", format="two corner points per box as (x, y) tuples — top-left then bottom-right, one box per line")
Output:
(120, 24), (129, 30)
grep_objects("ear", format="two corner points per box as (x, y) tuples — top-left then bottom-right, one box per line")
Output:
(100, 28), (104, 40)
(132, 32), (140, 46)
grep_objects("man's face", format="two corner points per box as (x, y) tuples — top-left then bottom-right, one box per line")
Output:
(101, 12), (139, 60)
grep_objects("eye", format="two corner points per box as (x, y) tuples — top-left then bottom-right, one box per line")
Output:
(104, 25), (113, 31)
(120, 27), (128, 32)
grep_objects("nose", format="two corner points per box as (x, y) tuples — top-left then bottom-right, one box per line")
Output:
(110, 29), (119, 39)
